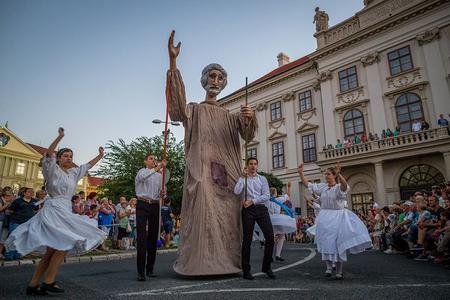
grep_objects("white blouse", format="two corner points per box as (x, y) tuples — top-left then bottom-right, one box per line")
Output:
(41, 154), (91, 199)
(307, 182), (350, 210)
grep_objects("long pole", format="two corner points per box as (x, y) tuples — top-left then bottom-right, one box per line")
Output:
(244, 77), (248, 203)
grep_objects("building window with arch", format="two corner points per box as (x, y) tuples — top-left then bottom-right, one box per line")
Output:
(338, 66), (358, 92)
(388, 46), (413, 76)
(37, 170), (44, 180)
(399, 164), (445, 200)
(247, 147), (257, 159)
(299, 90), (312, 112)
(395, 93), (423, 133)
(302, 134), (317, 163)
(270, 101), (282, 121)
(343, 109), (365, 138)
(15, 162), (26, 175)
(272, 141), (285, 169)
(351, 193), (374, 214)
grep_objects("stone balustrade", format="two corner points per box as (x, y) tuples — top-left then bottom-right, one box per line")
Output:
(319, 127), (450, 160)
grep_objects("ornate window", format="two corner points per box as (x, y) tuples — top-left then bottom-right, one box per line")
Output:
(395, 93), (423, 132)
(15, 162), (25, 175)
(338, 66), (358, 92)
(399, 164), (445, 200)
(247, 147), (257, 159)
(270, 101), (282, 121)
(343, 109), (365, 138)
(351, 193), (374, 214)
(299, 90), (312, 112)
(37, 170), (44, 179)
(388, 46), (413, 76)
(272, 142), (285, 169)
(302, 134), (317, 163)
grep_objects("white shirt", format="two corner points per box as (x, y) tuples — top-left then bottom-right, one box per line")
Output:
(267, 194), (289, 215)
(42, 154), (91, 199)
(233, 174), (270, 205)
(135, 168), (162, 200)
(307, 182), (350, 210)
(412, 122), (421, 132)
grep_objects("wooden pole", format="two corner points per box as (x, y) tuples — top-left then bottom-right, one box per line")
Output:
(244, 77), (248, 202)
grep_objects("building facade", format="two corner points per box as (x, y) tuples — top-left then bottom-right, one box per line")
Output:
(0, 126), (104, 195)
(219, 0), (450, 215)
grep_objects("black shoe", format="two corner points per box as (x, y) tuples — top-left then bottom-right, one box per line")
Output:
(137, 274), (146, 281)
(41, 282), (64, 293)
(275, 256), (285, 262)
(146, 271), (157, 278)
(263, 269), (276, 279)
(242, 272), (255, 280)
(26, 285), (48, 296)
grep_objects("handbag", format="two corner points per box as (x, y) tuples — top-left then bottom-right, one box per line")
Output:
(126, 222), (132, 233)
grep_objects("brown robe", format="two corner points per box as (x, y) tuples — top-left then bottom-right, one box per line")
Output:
(167, 69), (256, 275)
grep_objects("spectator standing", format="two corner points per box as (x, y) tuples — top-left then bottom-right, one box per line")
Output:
(421, 120), (430, 131)
(0, 188), (14, 259)
(412, 120), (422, 132)
(71, 195), (83, 215)
(98, 198), (114, 251)
(127, 198), (137, 249)
(161, 198), (175, 248)
(393, 126), (401, 136)
(437, 114), (449, 127)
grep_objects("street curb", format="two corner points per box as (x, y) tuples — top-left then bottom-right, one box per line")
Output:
(0, 248), (178, 267)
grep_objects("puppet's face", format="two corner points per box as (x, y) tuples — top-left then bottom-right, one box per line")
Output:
(205, 70), (225, 96)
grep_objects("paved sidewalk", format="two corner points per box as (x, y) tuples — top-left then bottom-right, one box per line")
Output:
(0, 248), (178, 267)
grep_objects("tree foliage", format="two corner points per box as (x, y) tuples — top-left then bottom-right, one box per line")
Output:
(95, 131), (185, 213)
(258, 171), (283, 194)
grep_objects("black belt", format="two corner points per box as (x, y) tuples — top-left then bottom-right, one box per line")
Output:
(137, 197), (160, 204)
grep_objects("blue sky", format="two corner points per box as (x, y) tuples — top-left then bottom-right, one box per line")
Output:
(0, 0), (363, 165)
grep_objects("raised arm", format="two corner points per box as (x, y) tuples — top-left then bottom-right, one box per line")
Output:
(287, 181), (292, 198)
(46, 127), (65, 157)
(298, 163), (309, 187)
(336, 162), (348, 192)
(88, 147), (105, 168)
(167, 30), (187, 122)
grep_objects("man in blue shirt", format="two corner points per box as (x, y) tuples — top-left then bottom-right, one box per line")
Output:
(438, 114), (449, 127)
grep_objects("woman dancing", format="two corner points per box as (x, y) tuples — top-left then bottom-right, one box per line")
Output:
(298, 163), (371, 279)
(5, 127), (107, 295)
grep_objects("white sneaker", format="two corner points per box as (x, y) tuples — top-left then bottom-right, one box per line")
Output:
(325, 269), (332, 277)
(384, 249), (394, 254)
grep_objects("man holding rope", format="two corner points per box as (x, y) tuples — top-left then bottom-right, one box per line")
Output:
(135, 154), (166, 281)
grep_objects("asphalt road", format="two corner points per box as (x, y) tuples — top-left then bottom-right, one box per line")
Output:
(1, 243), (449, 300)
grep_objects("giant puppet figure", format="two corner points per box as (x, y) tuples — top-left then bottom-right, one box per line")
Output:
(166, 31), (256, 276)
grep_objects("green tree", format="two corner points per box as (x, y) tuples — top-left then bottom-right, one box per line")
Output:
(95, 131), (185, 213)
(258, 171), (283, 194)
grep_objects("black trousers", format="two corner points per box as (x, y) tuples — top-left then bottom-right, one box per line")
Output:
(136, 201), (160, 275)
(241, 204), (274, 273)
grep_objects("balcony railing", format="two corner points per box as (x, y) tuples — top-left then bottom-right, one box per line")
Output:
(319, 127), (450, 160)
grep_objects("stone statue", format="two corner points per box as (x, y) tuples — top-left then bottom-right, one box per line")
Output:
(313, 7), (329, 33)
(166, 31), (257, 276)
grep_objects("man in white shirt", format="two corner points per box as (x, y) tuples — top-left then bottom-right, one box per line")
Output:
(234, 157), (275, 280)
(412, 119), (422, 132)
(135, 153), (166, 281)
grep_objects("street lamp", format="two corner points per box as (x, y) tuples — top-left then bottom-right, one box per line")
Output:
(152, 119), (180, 126)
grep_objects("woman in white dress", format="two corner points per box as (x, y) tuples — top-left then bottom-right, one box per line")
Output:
(5, 128), (107, 295)
(268, 183), (296, 261)
(298, 163), (371, 279)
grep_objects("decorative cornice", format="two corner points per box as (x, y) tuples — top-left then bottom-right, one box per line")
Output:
(386, 67), (422, 89)
(268, 131), (287, 141)
(360, 51), (379, 66)
(312, 79), (321, 91)
(269, 118), (285, 129)
(384, 81), (429, 98)
(416, 27), (440, 46)
(296, 123), (319, 133)
(282, 91), (295, 102)
(255, 102), (267, 111)
(337, 86), (365, 104)
(247, 140), (260, 147)
(297, 108), (317, 121)
(334, 98), (370, 112)
(310, 0), (447, 61)
(316, 70), (332, 82)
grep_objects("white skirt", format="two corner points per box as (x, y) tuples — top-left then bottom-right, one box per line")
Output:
(316, 208), (372, 262)
(270, 214), (296, 235)
(5, 196), (106, 256)
(306, 225), (316, 239)
(253, 214), (296, 241)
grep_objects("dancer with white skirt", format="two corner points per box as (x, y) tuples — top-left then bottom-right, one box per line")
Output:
(305, 197), (320, 240)
(268, 184), (296, 261)
(5, 128), (107, 295)
(298, 163), (371, 279)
